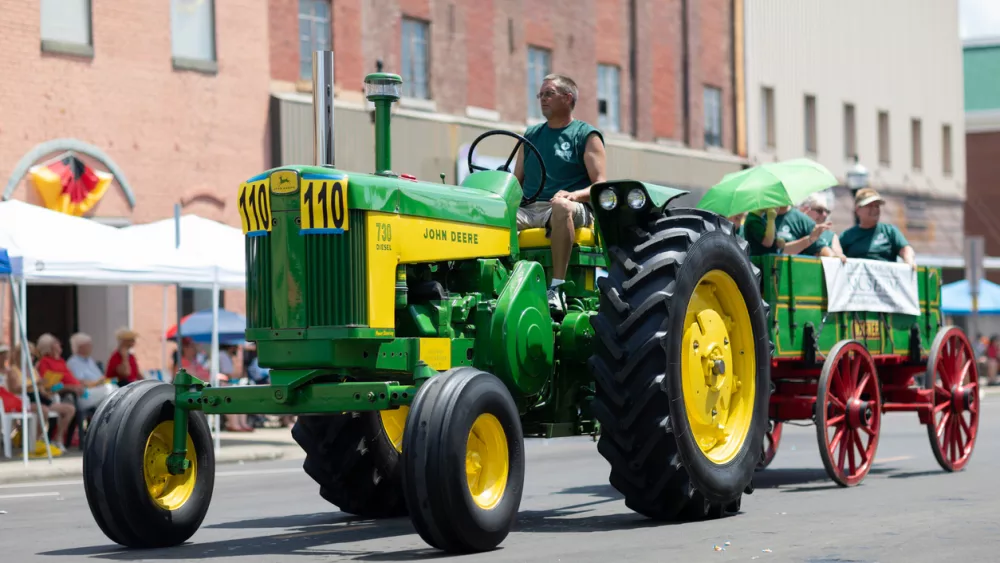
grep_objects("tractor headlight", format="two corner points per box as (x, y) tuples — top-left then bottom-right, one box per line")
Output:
(627, 188), (647, 209)
(598, 189), (618, 210)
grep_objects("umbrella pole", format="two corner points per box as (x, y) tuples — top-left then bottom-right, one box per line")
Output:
(211, 282), (221, 453)
(161, 286), (168, 377)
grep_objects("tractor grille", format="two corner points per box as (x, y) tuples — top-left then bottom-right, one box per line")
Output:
(305, 209), (368, 327)
(245, 235), (273, 329)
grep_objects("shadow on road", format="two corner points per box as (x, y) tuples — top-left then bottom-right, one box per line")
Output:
(35, 483), (700, 561)
(751, 462), (942, 493)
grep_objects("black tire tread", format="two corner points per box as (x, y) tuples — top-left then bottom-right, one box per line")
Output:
(291, 412), (406, 518)
(589, 207), (769, 521)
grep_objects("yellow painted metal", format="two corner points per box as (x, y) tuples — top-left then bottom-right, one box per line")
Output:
(465, 413), (509, 510)
(237, 179), (272, 235)
(299, 176), (350, 232)
(517, 227), (596, 249)
(418, 337), (452, 370)
(143, 420), (197, 511)
(379, 406), (409, 453)
(365, 211), (512, 328)
(681, 270), (756, 465)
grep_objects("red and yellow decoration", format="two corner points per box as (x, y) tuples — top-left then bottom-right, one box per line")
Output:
(29, 153), (113, 216)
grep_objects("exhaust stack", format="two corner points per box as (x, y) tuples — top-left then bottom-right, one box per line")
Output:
(312, 50), (335, 167)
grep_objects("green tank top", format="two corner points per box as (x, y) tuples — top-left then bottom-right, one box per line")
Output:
(521, 120), (604, 202)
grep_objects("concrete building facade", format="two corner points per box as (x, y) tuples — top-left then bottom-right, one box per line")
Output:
(743, 0), (967, 271)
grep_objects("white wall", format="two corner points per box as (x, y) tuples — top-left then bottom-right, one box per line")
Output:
(744, 0), (967, 200)
(77, 285), (129, 365)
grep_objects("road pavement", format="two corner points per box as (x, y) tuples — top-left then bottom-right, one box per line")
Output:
(2, 396), (998, 562)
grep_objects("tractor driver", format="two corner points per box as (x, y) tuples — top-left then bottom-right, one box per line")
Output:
(513, 74), (607, 311)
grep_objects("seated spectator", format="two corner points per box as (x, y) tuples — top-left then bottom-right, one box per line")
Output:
(105, 328), (141, 386)
(840, 188), (916, 266)
(743, 205), (832, 257)
(35, 334), (84, 398)
(798, 193), (847, 262)
(0, 344), (63, 457)
(9, 342), (75, 453)
(66, 332), (116, 410)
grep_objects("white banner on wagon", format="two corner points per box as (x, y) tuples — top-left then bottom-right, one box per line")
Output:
(821, 257), (920, 316)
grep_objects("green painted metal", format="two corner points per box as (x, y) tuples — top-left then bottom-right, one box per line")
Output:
(489, 261), (554, 401)
(588, 179), (688, 251)
(753, 254), (944, 360)
(304, 209), (368, 327)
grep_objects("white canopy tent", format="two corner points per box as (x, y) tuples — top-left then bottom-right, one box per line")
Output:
(0, 200), (244, 462)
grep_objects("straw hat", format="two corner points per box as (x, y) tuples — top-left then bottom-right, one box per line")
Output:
(854, 188), (885, 208)
(116, 327), (139, 341)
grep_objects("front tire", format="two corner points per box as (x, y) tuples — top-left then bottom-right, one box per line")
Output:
(82, 380), (215, 548)
(589, 208), (771, 520)
(401, 367), (525, 553)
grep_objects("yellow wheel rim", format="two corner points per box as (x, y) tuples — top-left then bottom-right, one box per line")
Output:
(465, 413), (509, 510)
(379, 406), (409, 453)
(142, 420), (197, 511)
(681, 269), (756, 465)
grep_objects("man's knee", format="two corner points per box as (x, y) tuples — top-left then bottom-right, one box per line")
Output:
(550, 198), (575, 223)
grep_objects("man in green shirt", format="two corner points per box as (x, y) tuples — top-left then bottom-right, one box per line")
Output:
(514, 74), (606, 311)
(743, 205), (832, 257)
(840, 188), (916, 266)
(799, 193), (847, 260)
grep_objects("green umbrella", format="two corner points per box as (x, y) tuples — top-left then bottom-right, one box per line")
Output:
(696, 158), (839, 217)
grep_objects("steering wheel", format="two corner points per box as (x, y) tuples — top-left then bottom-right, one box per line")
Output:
(467, 130), (547, 206)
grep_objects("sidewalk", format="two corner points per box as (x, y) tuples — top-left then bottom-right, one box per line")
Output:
(0, 427), (305, 485)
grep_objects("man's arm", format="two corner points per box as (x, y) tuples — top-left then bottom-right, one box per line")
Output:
(900, 245), (916, 267)
(565, 133), (606, 203)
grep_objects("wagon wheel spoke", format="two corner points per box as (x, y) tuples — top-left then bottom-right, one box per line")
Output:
(933, 400), (950, 413)
(958, 359), (973, 385)
(854, 372), (872, 400)
(829, 425), (846, 452)
(832, 366), (848, 400)
(936, 411), (951, 439)
(835, 426), (848, 473)
(859, 424), (875, 437)
(853, 429), (868, 467)
(828, 395), (846, 412)
(949, 416), (961, 462)
(933, 383), (952, 401)
(826, 414), (845, 427)
(957, 415), (971, 451)
(846, 431), (857, 476)
(849, 354), (861, 395)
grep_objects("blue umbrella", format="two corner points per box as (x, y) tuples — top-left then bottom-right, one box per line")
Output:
(0, 249), (10, 276)
(941, 279), (1000, 315)
(167, 308), (247, 343)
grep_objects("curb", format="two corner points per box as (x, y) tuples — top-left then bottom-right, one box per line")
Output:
(0, 444), (300, 486)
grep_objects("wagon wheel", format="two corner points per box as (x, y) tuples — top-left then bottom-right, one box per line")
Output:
(756, 421), (783, 471)
(815, 340), (882, 487)
(924, 327), (980, 472)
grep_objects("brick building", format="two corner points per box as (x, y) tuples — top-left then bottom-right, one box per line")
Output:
(1, 0), (746, 372)
(0, 0), (268, 369)
(266, 0), (747, 206)
(963, 37), (1000, 284)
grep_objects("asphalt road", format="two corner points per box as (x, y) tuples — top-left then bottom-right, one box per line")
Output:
(2, 396), (998, 563)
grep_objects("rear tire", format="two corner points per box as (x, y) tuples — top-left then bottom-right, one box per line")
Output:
(589, 207), (771, 520)
(292, 410), (407, 518)
(401, 367), (525, 553)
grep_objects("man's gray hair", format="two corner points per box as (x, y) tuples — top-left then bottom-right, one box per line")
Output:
(542, 74), (578, 108)
(799, 191), (831, 212)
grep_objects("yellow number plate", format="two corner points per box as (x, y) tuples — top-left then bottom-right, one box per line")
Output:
(300, 175), (350, 233)
(238, 178), (272, 236)
(851, 319), (881, 339)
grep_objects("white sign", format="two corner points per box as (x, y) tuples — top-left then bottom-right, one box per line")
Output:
(965, 236), (984, 298)
(821, 257), (920, 316)
(456, 143), (513, 184)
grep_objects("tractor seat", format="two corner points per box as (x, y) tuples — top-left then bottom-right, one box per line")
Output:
(518, 227), (596, 249)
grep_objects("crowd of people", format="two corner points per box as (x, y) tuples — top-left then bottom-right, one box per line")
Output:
(728, 187), (917, 267)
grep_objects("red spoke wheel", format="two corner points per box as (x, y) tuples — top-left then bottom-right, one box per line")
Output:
(756, 421), (782, 471)
(815, 340), (881, 487)
(924, 327), (980, 472)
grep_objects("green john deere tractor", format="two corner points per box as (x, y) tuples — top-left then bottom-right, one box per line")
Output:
(82, 69), (771, 554)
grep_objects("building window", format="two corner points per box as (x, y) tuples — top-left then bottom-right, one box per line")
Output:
(40, 0), (92, 53)
(911, 118), (922, 171)
(703, 86), (723, 148)
(942, 124), (953, 176)
(171, 0), (216, 65)
(761, 86), (775, 149)
(804, 95), (817, 155)
(527, 47), (551, 120)
(299, 0), (331, 81)
(401, 18), (430, 100)
(597, 64), (620, 132)
(878, 111), (890, 165)
(843, 103), (856, 159)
